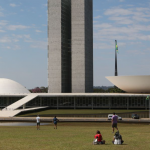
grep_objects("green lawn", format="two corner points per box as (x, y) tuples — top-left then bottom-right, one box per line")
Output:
(0, 122), (150, 150)
(18, 109), (148, 117)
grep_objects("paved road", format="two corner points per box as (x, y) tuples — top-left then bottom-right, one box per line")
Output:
(0, 117), (150, 123)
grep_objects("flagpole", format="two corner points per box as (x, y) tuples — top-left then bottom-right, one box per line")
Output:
(115, 40), (118, 76)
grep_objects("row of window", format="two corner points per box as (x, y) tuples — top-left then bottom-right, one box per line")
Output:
(0, 97), (148, 107)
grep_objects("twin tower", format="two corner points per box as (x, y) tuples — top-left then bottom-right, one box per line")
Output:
(48, 0), (93, 93)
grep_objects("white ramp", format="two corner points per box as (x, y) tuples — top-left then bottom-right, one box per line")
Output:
(3, 94), (38, 111)
(0, 107), (48, 117)
(0, 110), (21, 117)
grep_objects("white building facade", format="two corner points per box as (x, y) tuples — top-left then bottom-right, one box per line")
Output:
(48, 0), (93, 93)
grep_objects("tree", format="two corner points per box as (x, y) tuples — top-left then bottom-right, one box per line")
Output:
(107, 87), (125, 93)
(31, 87), (41, 93)
(40, 87), (48, 93)
(29, 87), (48, 93)
(93, 87), (125, 93)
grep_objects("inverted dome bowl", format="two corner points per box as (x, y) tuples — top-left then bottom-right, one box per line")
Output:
(106, 75), (150, 93)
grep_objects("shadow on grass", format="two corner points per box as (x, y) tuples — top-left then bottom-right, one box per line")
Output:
(92, 143), (111, 145)
(111, 144), (128, 145)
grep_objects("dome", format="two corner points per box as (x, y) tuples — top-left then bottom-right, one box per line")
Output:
(106, 75), (150, 93)
(0, 78), (30, 94)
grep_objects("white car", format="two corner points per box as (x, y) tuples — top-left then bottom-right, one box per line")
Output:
(108, 114), (113, 120)
(108, 114), (122, 120)
(117, 115), (122, 120)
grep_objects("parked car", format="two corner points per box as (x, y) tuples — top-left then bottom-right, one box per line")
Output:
(108, 114), (113, 120)
(117, 115), (122, 120)
(132, 114), (139, 119)
(108, 114), (122, 120)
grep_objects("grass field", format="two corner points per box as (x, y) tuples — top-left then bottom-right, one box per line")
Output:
(0, 122), (150, 150)
(18, 109), (148, 117)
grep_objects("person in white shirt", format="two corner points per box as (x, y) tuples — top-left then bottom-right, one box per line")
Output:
(36, 115), (40, 130)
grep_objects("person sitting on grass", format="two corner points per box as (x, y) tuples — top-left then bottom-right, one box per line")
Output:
(53, 116), (59, 129)
(94, 130), (105, 144)
(112, 131), (124, 145)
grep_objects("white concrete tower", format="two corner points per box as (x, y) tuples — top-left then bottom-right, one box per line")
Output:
(48, 0), (71, 93)
(71, 0), (93, 93)
(48, 0), (93, 93)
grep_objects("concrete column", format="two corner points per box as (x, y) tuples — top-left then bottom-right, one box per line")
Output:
(109, 97), (111, 109)
(145, 98), (147, 110)
(40, 97), (42, 106)
(57, 97), (58, 109)
(127, 97), (129, 110)
(91, 97), (93, 110)
(23, 104), (26, 109)
(74, 97), (76, 109)
(7, 97), (9, 106)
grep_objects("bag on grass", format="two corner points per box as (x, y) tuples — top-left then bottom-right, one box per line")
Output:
(93, 138), (98, 145)
(114, 131), (122, 145)
(114, 139), (121, 145)
(93, 138), (101, 145)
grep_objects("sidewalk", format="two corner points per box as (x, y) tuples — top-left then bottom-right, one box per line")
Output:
(0, 117), (150, 123)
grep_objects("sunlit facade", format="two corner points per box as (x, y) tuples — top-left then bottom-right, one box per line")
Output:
(0, 93), (148, 110)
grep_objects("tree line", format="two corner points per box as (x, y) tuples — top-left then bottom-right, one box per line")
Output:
(29, 86), (125, 93)
(93, 86), (125, 93)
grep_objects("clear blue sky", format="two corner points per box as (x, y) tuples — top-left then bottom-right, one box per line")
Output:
(0, 0), (150, 89)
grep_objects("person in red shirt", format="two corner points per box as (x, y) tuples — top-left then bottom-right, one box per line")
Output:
(94, 130), (105, 144)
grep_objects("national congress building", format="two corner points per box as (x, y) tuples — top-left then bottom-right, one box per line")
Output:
(0, 0), (149, 117)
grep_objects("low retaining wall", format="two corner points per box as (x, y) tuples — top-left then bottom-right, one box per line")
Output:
(0, 117), (150, 123)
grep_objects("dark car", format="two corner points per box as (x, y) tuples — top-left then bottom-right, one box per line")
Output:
(132, 114), (139, 119)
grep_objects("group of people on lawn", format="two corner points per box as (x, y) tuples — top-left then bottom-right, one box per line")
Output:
(36, 113), (124, 145)
(94, 112), (124, 145)
(36, 115), (59, 130)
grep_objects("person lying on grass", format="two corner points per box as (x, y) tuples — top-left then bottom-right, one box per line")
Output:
(94, 130), (105, 144)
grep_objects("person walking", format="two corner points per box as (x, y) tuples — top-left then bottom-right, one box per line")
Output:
(53, 116), (59, 129)
(36, 115), (40, 130)
(112, 112), (118, 133)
